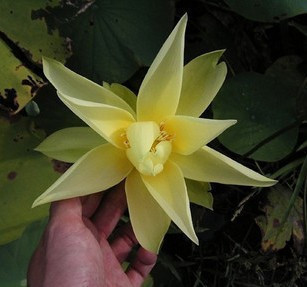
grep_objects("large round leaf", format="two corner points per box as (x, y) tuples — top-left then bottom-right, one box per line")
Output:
(212, 72), (298, 162)
(0, 0), (70, 63)
(265, 55), (307, 120)
(226, 0), (307, 22)
(0, 39), (44, 114)
(63, 0), (174, 83)
(0, 116), (61, 244)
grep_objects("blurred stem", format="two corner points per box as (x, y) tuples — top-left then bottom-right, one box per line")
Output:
(281, 156), (307, 227)
(271, 157), (305, 179)
(304, 177), (307, 250)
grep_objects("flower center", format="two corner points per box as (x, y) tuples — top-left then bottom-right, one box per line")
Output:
(124, 121), (174, 176)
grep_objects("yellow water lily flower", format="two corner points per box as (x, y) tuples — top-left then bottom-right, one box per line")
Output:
(33, 14), (276, 253)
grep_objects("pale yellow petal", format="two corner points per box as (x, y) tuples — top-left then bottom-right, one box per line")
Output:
(186, 179), (213, 209)
(164, 115), (236, 155)
(141, 161), (198, 244)
(35, 127), (105, 163)
(32, 144), (133, 207)
(171, 146), (277, 187)
(59, 92), (135, 149)
(125, 169), (171, 253)
(137, 14), (187, 122)
(43, 57), (135, 116)
(176, 50), (227, 117)
(103, 82), (137, 112)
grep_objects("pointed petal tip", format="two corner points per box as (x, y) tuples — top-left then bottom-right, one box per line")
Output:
(42, 56), (63, 80)
(217, 48), (226, 55)
(42, 56), (57, 68)
(191, 234), (199, 245)
(271, 179), (278, 185)
(34, 142), (44, 152)
(176, 13), (188, 31)
(31, 198), (42, 208)
(32, 192), (54, 208)
(229, 119), (237, 127)
(223, 119), (237, 127)
(214, 50), (227, 66)
(41, 55), (48, 63)
(201, 49), (226, 63)
(34, 143), (50, 154)
(244, 176), (277, 187)
(212, 49), (226, 60)
(258, 178), (278, 187)
(185, 229), (199, 247)
(32, 192), (52, 207)
(206, 49), (227, 67)
(181, 13), (188, 22)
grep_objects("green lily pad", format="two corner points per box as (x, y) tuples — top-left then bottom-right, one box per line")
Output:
(0, 40), (45, 114)
(265, 55), (307, 119)
(212, 72), (299, 162)
(0, 219), (47, 286)
(62, 0), (174, 83)
(0, 115), (60, 244)
(265, 55), (305, 88)
(255, 186), (304, 252)
(225, 0), (307, 22)
(0, 0), (70, 64)
(0, 0), (71, 114)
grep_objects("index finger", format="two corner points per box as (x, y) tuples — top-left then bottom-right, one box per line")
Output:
(92, 181), (127, 239)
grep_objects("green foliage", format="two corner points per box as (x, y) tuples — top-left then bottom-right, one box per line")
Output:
(0, 116), (60, 244)
(255, 186), (304, 252)
(212, 72), (299, 162)
(0, 0), (70, 63)
(63, 0), (174, 83)
(0, 219), (47, 287)
(226, 0), (307, 22)
(0, 40), (44, 114)
(0, 0), (174, 112)
(0, 0), (306, 285)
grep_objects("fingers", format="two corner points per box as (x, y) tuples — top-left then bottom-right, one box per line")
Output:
(110, 223), (138, 263)
(50, 197), (82, 220)
(27, 239), (46, 286)
(49, 181), (125, 240)
(111, 223), (157, 287)
(126, 248), (157, 287)
(81, 192), (103, 218)
(92, 181), (127, 238)
(49, 192), (102, 222)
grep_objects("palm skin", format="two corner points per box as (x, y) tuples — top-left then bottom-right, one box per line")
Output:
(28, 183), (157, 287)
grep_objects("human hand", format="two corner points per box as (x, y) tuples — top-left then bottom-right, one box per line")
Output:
(27, 183), (157, 287)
